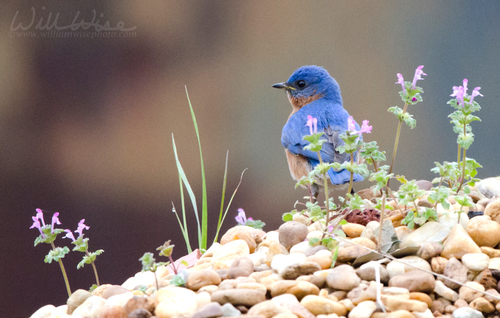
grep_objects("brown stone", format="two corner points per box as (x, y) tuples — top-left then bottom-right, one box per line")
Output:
(278, 221), (309, 251)
(220, 226), (265, 253)
(388, 271), (435, 293)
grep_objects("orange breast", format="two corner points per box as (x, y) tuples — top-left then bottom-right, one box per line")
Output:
(285, 149), (311, 181)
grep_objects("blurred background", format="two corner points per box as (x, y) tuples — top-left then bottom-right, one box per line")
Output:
(1, 1), (499, 316)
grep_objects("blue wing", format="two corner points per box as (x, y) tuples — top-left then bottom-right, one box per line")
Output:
(281, 100), (364, 185)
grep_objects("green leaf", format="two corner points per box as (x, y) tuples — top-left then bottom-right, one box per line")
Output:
(245, 219), (265, 230)
(139, 252), (155, 272)
(213, 168), (248, 244)
(403, 115), (416, 129)
(185, 87), (208, 251)
(157, 241), (175, 258)
(454, 195), (474, 208)
(181, 260), (189, 267)
(172, 135), (202, 250)
(303, 133), (326, 152)
(331, 244), (339, 268)
(170, 275), (186, 287)
(44, 246), (70, 264)
(282, 213), (293, 222)
(309, 238), (320, 246)
(427, 186), (451, 210)
(321, 237), (338, 251)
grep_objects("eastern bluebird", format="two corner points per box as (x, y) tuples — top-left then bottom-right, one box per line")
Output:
(273, 65), (364, 200)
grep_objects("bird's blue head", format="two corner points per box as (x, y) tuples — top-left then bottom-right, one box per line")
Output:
(273, 65), (342, 109)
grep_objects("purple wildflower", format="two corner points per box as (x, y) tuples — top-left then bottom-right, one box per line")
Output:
(396, 73), (405, 91)
(36, 208), (46, 227)
(235, 208), (252, 225)
(348, 117), (372, 136)
(75, 219), (89, 239)
(30, 212), (45, 238)
(470, 87), (483, 104)
(51, 212), (61, 234)
(358, 120), (373, 135)
(451, 79), (468, 108)
(305, 115), (318, 135)
(347, 116), (356, 132)
(411, 65), (427, 89)
(63, 229), (76, 242)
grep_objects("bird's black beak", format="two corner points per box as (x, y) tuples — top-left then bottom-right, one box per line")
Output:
(272, 82), (295, 90)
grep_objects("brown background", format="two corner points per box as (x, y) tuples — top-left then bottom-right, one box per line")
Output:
(1, 1), (500, 316)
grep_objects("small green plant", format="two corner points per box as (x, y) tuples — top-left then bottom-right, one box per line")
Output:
(30, 209), (72, 297)
(139, 252), (166, 292)
(448, 79), (483, 193)
(453, 195), (474, 224)
(235, 208), (265, 230)
(63, 219), (104, 288)
(140, 240), (189, 291)
(171, 87), (247, 253)
(388, 66), (426, 181)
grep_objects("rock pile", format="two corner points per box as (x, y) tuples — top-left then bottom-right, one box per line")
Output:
(30, 179), (500, 318)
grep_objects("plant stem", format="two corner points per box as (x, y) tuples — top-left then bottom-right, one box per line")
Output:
(456, 121), (467, 194)
(371, 157), (379, 173)
(457, 144), (461, 165)
(318, 152), (330, 228)
(346, 153), (354, 196)
(456, 148), (467, 194)
(388, 102), (408, 187)
(169, 256), (178, 275)
(153, 271), (159, 291)
(51, 242), (71, 297)
(83, 250), (100, 286)
(433, 177), (444, 211)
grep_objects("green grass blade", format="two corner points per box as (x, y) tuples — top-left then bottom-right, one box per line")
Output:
(172, 134), (202, 248)
(171, 201), (192, 254)
(178, 174), (190, 252)
(213, 168), (247, 243)
(214, 151), (229, 243)
(185, 86), (208, 251)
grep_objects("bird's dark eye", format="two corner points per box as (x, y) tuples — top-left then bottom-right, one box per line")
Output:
(296, 80), (307, 88)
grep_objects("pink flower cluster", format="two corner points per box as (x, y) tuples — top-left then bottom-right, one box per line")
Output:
(396, 65), (427, 92)
(451, 79), (483, 108)
(30, 208), (61, 238)
(348, 116), (372, 136)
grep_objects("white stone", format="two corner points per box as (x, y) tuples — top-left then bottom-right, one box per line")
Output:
(263, 231), (280, 243)
(122, 271), (156, 289)
(105, 292), (134, 307)
(399, 255), (432, 272)
(155, 287), (197, 318)
(271, 253), (306, 274)
(200, 243), (221, 258)
(434, 280), (459, 302)
(72, 296), (106, 318)
(382, 287), (410, 297)
(488, 257), (500, 270)
(30, 304), (55, 318)
(452, 306), (485, 318)
(386, 260), (405, 278)
(306, 230), (323, 243)
(438, 205), (469, 229)
(289, 241), (314, 254)
(348, 300), (377, 318)
(462, 253), (490, 271)
(400, 221), (450, 248)
(413, 309), (435, 318)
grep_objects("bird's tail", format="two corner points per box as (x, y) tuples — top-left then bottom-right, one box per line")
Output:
(327, 168), (364, 185)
